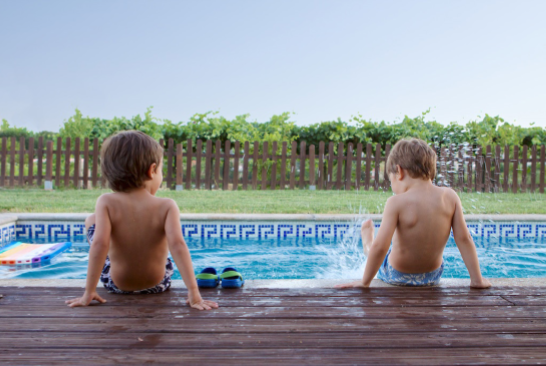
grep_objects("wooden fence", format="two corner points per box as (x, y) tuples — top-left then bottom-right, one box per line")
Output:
(0, 136), (545, 193)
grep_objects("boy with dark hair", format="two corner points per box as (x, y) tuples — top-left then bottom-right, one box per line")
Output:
(337, 138), (491, 288)
(66, 131), (218, 310)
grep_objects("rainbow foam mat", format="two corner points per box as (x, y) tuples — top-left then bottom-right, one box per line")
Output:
(0, 242), (72, 265)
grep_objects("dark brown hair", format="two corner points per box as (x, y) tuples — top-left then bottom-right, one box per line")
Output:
(386, 138), (436, 180)
(100, 131), (164, 192)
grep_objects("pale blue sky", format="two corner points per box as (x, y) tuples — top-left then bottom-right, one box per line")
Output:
(1, 0), (545, 131)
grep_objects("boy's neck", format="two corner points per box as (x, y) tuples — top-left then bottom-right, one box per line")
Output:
(121, 186), (156, 196)
(401, 178), (434, 192)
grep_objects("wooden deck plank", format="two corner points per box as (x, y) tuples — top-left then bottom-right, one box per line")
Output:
(1, 286), (545, 365)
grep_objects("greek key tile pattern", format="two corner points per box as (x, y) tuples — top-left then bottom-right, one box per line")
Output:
(7, 221), (546, 241)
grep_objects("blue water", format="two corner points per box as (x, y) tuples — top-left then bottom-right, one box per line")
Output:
(1, 234), (546, 280)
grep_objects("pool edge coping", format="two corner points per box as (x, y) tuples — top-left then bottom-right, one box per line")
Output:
(1, 278), (546, 288)
(5, 213), (546, 222)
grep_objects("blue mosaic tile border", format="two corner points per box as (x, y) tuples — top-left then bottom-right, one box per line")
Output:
(9, 221), (546, 241)
(0, 222), (16, 247)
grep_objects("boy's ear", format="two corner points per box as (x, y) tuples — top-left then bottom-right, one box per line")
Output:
(397, 165), (404, 180)
(147, 163), (157, 179)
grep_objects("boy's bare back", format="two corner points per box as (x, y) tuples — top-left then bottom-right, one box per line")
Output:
(387, 185), (457, 273)
(100, 191), (174, 291)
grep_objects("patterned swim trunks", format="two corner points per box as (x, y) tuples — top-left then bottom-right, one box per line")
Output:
(377, 249), (444, 287)
(87, 224), (174, 294)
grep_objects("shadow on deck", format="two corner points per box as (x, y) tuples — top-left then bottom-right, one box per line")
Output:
(1, 286), (546, 365)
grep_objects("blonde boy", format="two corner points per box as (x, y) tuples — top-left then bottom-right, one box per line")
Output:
(337, 138), (491, 288)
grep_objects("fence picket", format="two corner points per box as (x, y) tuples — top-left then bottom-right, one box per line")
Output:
(280, 142), (288, 190)
(383, 144), (391, 190)
(512, 145), (519, 193)
(195, 139), (202, 189)
(374, 143), (381, 190)
(242, 141), (250, 190)
(83, 138), (89, 189)
(494, 145), (501, 192)
(327, 142), (334, 190)
(64, 138), (71, 188)
(466, 147), (473, 193)
(457, 145), (464, 190)
(336, 142), (343, 190)
(448, 145), (455, 188)
(28, 137), (34, 186)
(484, 145), (491, 192)
(176, 143), (183, 189)
(365, 143), (372, 190)
(92, 139), (99, 188)
(18, 137), (24, 186)
(345, 143), (353, 190)
(73, 138), (80, 188)
(355, 143), (362, 190)
(521, 145), (528, 193)
(223, 140), (231, 190)
(185, 139), (192, 190)
(165, 139), (173, 189)
(205, 140), (212, 190)
(10, 137), (15, 187)
(270, 141), (277, 190)
(46, 141), (53, 184)
(309, 144), (316, 189)
(252, 141), (259, 190)
(299, 141), (306, 189)
(261, 141), (268, 190)
(540, 145), (546, 193)
(214, 140), (221, 189)
(0, 137), (6, 187)
(503, 145), (509, 192)
(233, 141), (240, 191)
(531, 145), (537, 193)
(289, 141), (297, 190)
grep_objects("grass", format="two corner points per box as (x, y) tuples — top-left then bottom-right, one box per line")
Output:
(0, 188), (544, 214)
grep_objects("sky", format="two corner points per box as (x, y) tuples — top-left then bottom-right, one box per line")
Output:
(1, 0), (545, 131)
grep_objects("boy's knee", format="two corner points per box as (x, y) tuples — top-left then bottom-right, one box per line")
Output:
(85, 214), (96, 229)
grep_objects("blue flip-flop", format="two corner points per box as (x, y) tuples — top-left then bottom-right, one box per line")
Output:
(196, 267), (220, 288)
(220, 267), (244, 288)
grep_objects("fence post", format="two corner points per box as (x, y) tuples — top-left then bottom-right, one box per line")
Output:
(45, 140), (53, 190)
(223, 140), (231, 190)
(503, 145), (509, 192)
(484, 145), (491, 192)
(289, 141), (297, 190)
(252, 141), (259, 190)
(185, 139), (192, 190)
(355, 143), (362, 191)
(327, 142), (334, 190)
(83, 138), (89, 189)
(73, 138), (80, 189)
(9, 136), (15, 187)
(521, 145), (528, 193)
(365, 143), (372, 190)
(336, 142), (343, 190)
(530, 145), (537, 193)
(540, 145), (545, 194)
(92, 139), (99, 188)
(374, 143), (381, 190)
(214, 140), (221, 189)
(383, 143), (391, 191)
(195, 139), (203, 190)
(166, 139), (174, 189)
(494, 145), (501, 193)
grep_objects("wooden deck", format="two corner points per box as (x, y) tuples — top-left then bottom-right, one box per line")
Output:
(1, 286), (546, 365)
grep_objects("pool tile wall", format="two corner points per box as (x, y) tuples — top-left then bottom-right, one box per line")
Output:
(8, 220), (546, 240)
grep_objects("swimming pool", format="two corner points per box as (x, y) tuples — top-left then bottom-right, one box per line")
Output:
(1, 229), (545, 280)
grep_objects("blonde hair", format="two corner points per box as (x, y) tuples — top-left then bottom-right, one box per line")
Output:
(386, 138), (436, 180)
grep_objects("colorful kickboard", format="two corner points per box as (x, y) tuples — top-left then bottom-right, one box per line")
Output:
(0, 242), (72, 265)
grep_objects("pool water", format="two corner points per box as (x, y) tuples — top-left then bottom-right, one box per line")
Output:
(1, 231), (546, 280)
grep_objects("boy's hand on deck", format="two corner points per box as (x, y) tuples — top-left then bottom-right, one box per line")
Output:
(186, 291), (219, 310)
(65, 291), (107, 307)
(335, 281), (369, 289)
(470, 278), (492, 289)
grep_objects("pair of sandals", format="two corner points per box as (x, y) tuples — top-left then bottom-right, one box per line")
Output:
(196, 267), (244, 288)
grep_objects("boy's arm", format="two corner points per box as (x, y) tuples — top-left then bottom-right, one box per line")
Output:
(164, 200), (218, 310)
(337, 198), (398, 288)
(451, 191), (491, 289)
(66, 196), (111, 307)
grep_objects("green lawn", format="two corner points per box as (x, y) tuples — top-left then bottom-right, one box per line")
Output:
(0, 188), (544, 214)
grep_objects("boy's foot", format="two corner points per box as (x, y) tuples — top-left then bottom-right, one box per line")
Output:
(361, 219), (374, 256)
